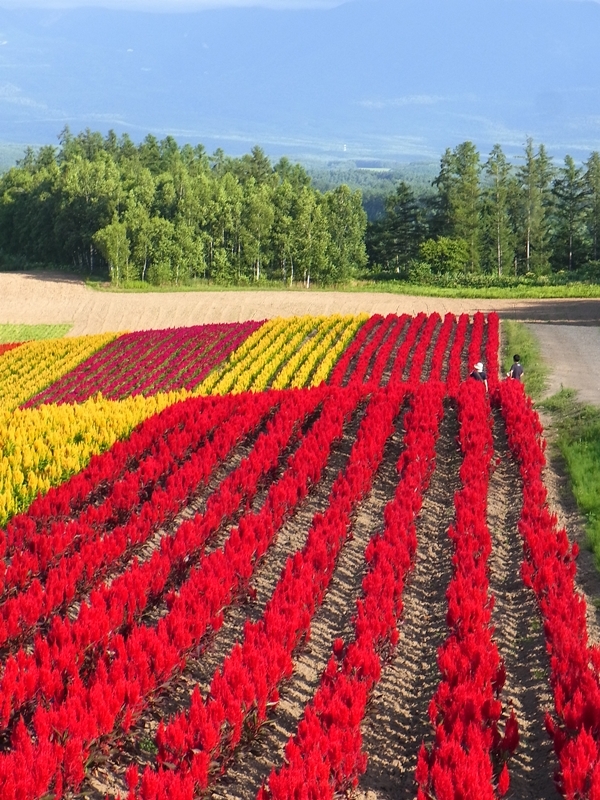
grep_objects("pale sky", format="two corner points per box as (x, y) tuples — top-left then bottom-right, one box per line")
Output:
(0, 0), (587, 9)
(0, 0), (345, 8)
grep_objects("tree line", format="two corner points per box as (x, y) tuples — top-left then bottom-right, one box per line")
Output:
(368, 139), (600, 281)
(3, 130), (600, 287)
(0, 128), (367, 286)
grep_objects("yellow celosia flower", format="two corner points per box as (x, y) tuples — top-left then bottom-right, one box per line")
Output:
(196, 315), (367, 396)
(0, 390), (188, 526)
(0, 334), (117, 411)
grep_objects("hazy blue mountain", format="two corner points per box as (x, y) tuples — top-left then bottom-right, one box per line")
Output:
(0, 0), (599, 161)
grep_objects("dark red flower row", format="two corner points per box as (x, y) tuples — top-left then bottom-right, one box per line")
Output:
(24, 322), (263, 406)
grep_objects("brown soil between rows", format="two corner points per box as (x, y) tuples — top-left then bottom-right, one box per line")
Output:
(77, 399), (368, 798)
(487, 412), (559, 799)
(379, 317), (410, 386)
(62, 398), (600, 800)
(213, 401), (408, 799)
(354, 403), (461, 799)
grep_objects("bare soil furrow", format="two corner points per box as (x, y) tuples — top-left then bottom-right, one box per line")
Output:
(399, 319), (424, 382)
(487, 411), (560, 799)
(380, 316), (409, 386)
(341, 317), (384, 386)
(418, 317), (442, 382)
(440, 319), (457, 382)
(79, 401), (367, 799)
(363, 317), (399, 384)
(210, 404), (409, 800)
(354, 403), (461, 800)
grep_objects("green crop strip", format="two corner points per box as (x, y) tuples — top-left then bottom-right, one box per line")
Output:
(0, 324), (72, 343)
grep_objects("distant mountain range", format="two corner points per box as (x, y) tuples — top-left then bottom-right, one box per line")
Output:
(0, 0), (599, 162)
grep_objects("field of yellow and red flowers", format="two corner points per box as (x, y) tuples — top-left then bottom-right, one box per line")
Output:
(0, 313), (593, 800)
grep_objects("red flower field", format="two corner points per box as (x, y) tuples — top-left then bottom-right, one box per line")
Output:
(0, 311), (596, 799)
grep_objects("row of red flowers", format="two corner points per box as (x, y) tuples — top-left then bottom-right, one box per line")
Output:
(416, 380), (518, 800)
(405, 313), (441, 383)
(343, 313), (398, 385)
(0, 343), (21, 357)
(327, 315), (382, 386)
(124, 384), (407, 799)
(429, 312), (456, 382)
(445, 313), (469, 395)
(258, 380), (445, 798)
(1, 393), (241, 595)
(5, 393), (227, 543)
(0, 388), (319, 732)
(0, 393), (275, 648)
(363, 313), (410, 387)
(500, 379), (600, 799)
(0, 385), (363, 798)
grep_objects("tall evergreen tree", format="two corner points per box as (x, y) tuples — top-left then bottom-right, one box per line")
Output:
(482, 144), (514, 276)
(367, 181), (424, 273)
(585, 151), (600, 262)
(433, 141), (482, 271)
(552, 155), (589, 271)
(516, 138), (554, 274)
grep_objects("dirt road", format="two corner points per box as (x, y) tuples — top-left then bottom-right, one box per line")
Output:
(525, 323), (600, 404)
(2, 271), (600, 404)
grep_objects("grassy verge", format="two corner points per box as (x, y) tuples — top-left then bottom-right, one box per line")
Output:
(85, 279), (313, 293)
(540, 390), (600, 565)
(0, 323), (72, 342)
(83, 276), (600, 299)
(355, 280), (600, 299)
(501, 319), (549, 400)
(504, 320), (600, 568)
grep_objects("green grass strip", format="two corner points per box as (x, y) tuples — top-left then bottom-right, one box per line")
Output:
(503, 321), (600, 571)
(0, 323), (72, 343)
(85, 277), (600, 300)
(540, 390), (600, 567)
(353, 281), (600, 299)
(501, 319), (549, 401)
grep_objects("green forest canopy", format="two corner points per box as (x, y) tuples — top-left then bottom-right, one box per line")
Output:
(0, 129), (367, 287)
(1, 129), (600, 287)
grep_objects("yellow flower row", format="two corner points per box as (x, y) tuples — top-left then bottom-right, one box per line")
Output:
(0, 390), (188, 526)
(271, 315), (361, 390)
(296, 313), (368, 389)
(198, 315), (356, 396)
(198, 316), (309, 396)
(198, 319), (281, 395)
(0, 334), (117, 411)
(237, 316), (318, 394)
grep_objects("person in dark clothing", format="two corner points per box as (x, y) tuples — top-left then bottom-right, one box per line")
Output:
(469, 361), (488, 391)
(507, 354), (524, 382)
